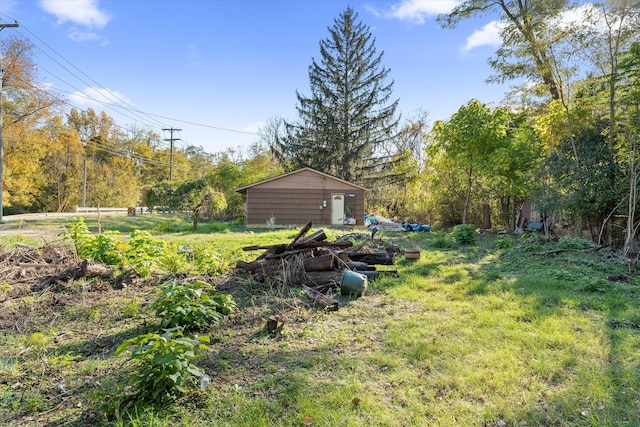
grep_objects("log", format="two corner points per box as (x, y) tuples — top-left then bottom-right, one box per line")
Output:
(81, 260), (114, 278)
(267, 316), (284, 333)
(242, 243), (287, 252)
(303, 254), (340, 272)
(263, 242), (353, 260)
(236, 258), (282, 273)
(361, 271), (379, 281)
(305, 271), (343, 286)
(346, 252), (396, 265)
(243, 240), (352, 254)
(287, 221), (313, 248)
(295, 229), (327, 245)
(301, 284), (339, 311)
(348, 261), (370, 271)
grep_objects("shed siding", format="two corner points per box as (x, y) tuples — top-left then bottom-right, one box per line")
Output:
(255, 169), (357, 191)
(246, 187), (365, 227)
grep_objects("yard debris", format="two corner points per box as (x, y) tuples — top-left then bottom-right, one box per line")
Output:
(236, 221), (400, 309)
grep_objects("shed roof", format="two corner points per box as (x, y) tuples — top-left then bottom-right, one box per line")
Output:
(235, 167), (369, 194)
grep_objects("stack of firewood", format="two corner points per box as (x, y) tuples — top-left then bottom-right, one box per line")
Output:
(235, 221), (399, 310)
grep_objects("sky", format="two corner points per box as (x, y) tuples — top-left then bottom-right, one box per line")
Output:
(1, 0), (514, 155)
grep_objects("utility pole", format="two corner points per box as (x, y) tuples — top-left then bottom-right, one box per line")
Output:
(162, 128), (181, 185)
(0, 22), (19, 223)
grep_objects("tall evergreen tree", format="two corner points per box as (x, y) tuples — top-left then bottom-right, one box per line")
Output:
(276, 7), (400, 185)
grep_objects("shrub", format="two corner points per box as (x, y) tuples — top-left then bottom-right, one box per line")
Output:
(115, 327), (210, 402)
(428, 232), (458, 249)
(451, 224), (476, 245)
(151, 280), (236, 332)
(193, 245), (229, 276)
(494, 232), (514, 249)
(126, 230), (168, 276)
(556, 236), (593, 250)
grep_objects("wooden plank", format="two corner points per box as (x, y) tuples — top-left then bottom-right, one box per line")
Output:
(301, 284), (339, 311)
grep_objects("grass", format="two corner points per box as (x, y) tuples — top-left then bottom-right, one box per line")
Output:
(1, 219), (640, 426)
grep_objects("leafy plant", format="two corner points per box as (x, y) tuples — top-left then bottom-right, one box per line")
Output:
(126, 230), (167, 276)
(427, 232), (457, 249)
(115, 327), (210, 402)
(151, 280), (236, 332)
(193, 245), (229, 276)
(451, 224), (476, 245)
(494, 232), (513, 249)
(67, 217), (92, 256)
(556, 236), (593, 250)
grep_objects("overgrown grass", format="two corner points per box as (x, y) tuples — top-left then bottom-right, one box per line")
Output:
(1, 224), (640, 426)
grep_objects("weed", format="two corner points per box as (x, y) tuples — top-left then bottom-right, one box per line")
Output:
(428, 232), (458, 249)
(451, 224), (476, 245)
(494, 232), (514, 249)
(115, 327), (211, 403)
(121, 297), (143, 318)
(151, 279), (236, 332)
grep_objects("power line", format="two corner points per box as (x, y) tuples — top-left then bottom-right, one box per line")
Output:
(1, 14), (260, 138)
(12, 19), (170, 130)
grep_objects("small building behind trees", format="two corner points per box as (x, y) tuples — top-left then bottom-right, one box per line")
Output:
(235, 168), (368, 228)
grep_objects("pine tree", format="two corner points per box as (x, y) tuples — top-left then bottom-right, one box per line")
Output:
(277, 7), (400, 185)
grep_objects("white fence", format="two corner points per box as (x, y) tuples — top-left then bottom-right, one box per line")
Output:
(75, 207), (129, 213)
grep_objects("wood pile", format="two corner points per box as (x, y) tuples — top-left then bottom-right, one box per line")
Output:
(236, 221), (400, 310)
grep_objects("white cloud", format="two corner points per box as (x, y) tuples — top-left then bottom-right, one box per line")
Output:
(368, 0), (459, 24)
(39, 0), (111, 29)
(461, 20), (503, 53)
(69, 87), (130, 109)
(68, 28), (101, 42)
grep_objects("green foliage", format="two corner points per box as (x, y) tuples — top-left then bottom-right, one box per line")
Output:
(68, 219), (198, 276)
(274, 7), (400, 185)
(556, 236), (593, 250)
(151, 280), (236, 332)
(494, 232), (514, 249)
(158, 249), (191, 274)
(126, 230), (167, 276)
(68, 217), (124, 264)
(115, 328), (210, 402)
(86, 230), (125, 265)
(451, 224), (476, 245)
(193, 245), (229, 276)
(68, 216), (91, 255)
(427, 232), (458, 249)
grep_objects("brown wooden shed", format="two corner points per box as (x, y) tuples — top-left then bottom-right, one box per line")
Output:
(235, 168), (369, 227)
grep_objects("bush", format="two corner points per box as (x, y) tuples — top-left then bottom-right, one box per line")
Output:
(193, 245), (229, 276)
(151, 280), (236, 332)
(494, 232), (514, 249)
(115, 327), (210, 402)
(556, 236), (593, 250)
(428, 232), (458, 249)
(451, 224), (476, 245)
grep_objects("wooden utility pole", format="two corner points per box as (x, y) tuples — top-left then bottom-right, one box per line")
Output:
(0, 22), (20, 223)
(162, 128), (181, 184)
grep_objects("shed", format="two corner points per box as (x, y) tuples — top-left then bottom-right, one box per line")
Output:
(235, 168), (369, 227)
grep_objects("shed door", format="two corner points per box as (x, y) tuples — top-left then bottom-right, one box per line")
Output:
(331, 194), (344, 225)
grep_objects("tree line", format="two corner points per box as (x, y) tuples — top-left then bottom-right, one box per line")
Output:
(2, 1), (640, 251)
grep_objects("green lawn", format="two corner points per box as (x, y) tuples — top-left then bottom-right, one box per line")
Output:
(1, 220), (639, 426)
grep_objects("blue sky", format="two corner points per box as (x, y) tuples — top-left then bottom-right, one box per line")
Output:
(1, 0), (512, 155)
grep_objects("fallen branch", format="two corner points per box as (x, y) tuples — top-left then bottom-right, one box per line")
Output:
(301, 284), (339, 311)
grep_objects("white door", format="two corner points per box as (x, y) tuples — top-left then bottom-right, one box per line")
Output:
(331, 194), (344, 225)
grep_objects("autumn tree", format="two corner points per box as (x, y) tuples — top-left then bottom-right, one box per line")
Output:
(1, 36), (60, 212)
(274, 7), (400, 185)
